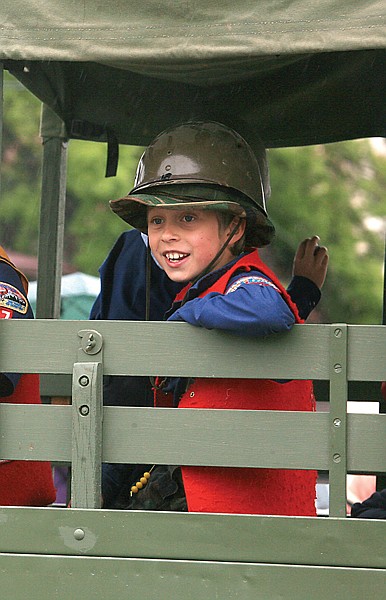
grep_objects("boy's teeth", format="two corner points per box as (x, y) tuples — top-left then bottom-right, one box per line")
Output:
(166, 252), (187, 260)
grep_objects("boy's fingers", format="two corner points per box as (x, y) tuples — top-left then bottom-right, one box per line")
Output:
(296, 236), (318, 259)
(302, 236), (319, 253)
(313, 244), (326, 256)
(295, 239), (307, 259)
(314, 245), (328, 258)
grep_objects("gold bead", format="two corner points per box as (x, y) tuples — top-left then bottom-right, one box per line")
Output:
(131, 485), (139, 494)
(143, 472), (151, 479)
(140, 477), (148, 485)
(136, 481), (143, 489)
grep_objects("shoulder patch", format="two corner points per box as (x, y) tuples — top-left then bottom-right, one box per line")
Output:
(0, 282), (28, 314)
(226, 275), (280, 294)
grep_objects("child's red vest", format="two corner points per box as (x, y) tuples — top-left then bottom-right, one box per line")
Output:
(0, 246), (56, 506)
(176, 250), (317, 516)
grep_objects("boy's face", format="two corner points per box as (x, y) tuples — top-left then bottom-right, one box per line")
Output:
(147, 207), (244, 283)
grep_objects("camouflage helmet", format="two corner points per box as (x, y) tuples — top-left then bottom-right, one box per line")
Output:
(133, 120), (270, 207)
(110, 121), (275, 247)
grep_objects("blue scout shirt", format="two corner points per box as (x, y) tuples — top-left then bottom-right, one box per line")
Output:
(0, 260), (34, 397)
(167, 254), (295, 336)
(91, 230), (319, 325)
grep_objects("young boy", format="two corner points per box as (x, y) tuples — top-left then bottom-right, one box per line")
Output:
(109, 121), (328, 515)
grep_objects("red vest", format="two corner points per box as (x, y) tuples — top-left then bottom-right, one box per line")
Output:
(176, 250), (317, 515)
(0, 246), (56, 506)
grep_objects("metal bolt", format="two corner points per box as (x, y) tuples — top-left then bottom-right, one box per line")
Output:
(333, 453), (341, 463)
(78, 329), (103, 355)
(85, 334), (96, 352)
(79, 376), (89, 387)
(333, 418), (341, 427)
(74, 528), (85, 540)
(79, 405), (89, 416)
(334, 363), (342, 373)
(334, 328), (342, 338)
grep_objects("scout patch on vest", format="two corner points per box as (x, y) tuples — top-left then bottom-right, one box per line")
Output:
(225, 275), (280, 294)
(0, 283), (28, 314)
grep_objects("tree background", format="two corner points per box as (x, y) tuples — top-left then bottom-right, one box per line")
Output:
(1, 72), (385, 324)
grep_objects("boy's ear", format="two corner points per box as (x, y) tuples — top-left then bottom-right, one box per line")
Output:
(228, 217), (246, 242)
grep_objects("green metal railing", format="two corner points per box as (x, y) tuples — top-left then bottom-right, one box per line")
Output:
(0, 319), (385, 598)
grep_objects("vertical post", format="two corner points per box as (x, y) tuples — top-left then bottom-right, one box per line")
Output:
(378, 234), (386, 491)
(329, 324), (348, 517)
(71, 329), (104, 509)
(36, 104), (68, 319)
(383, 234), (386, 327)
(71, 361), (103, 509)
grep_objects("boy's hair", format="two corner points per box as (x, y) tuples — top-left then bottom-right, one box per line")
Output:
(216, 211), (246, 256)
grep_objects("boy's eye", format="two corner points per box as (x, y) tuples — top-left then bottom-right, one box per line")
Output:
(182, 214), (195, 223)
(150, 217), (163, 225)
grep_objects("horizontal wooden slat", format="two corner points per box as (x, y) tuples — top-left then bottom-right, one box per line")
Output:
(0, 320), (331, 379)
(1, 553), (386, 600)
(1, 553), (385, 600)
(347, 414), (386, 471)
(103, 407), (330, 469)
(0, 405), (384, 472)
(0, 508), (385, 569)
(0, 320), (384, 380)
(348, 325), (386, 381)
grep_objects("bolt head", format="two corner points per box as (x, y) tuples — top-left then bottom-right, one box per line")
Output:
(79, 376), (90, 387)
(74, 528), (85, 540)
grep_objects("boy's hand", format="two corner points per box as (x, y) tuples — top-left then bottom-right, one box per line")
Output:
(293, 236), (329, 289)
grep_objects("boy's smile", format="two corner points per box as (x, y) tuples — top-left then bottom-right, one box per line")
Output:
(147, 207), (244, 283)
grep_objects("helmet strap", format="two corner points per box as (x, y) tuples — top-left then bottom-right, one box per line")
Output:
(180, 218), (242, 306)
(145, 242), (152, 321)
(146, 242), (160, 389)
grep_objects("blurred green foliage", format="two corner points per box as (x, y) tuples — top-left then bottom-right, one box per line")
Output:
(65, 140), (143, 274)
(267, 143), (385, 323)
(1, 72), (385, 324)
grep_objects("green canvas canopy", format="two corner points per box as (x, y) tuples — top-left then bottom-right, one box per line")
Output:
(1, 0), (385, 152)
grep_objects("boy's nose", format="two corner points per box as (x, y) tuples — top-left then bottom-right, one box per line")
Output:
(161, 223), (179, 241)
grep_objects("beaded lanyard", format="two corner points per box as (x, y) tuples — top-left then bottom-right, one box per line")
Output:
(130, 466), (154, 497)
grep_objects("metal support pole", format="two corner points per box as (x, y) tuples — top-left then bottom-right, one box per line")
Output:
(383, 233), (386, 327)
(377, 233), (386, 491)
(36, 104), (68, 319)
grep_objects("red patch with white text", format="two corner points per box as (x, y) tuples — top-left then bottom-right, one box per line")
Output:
(0, 308), (13, 319)
(0, 282), (28, 314)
